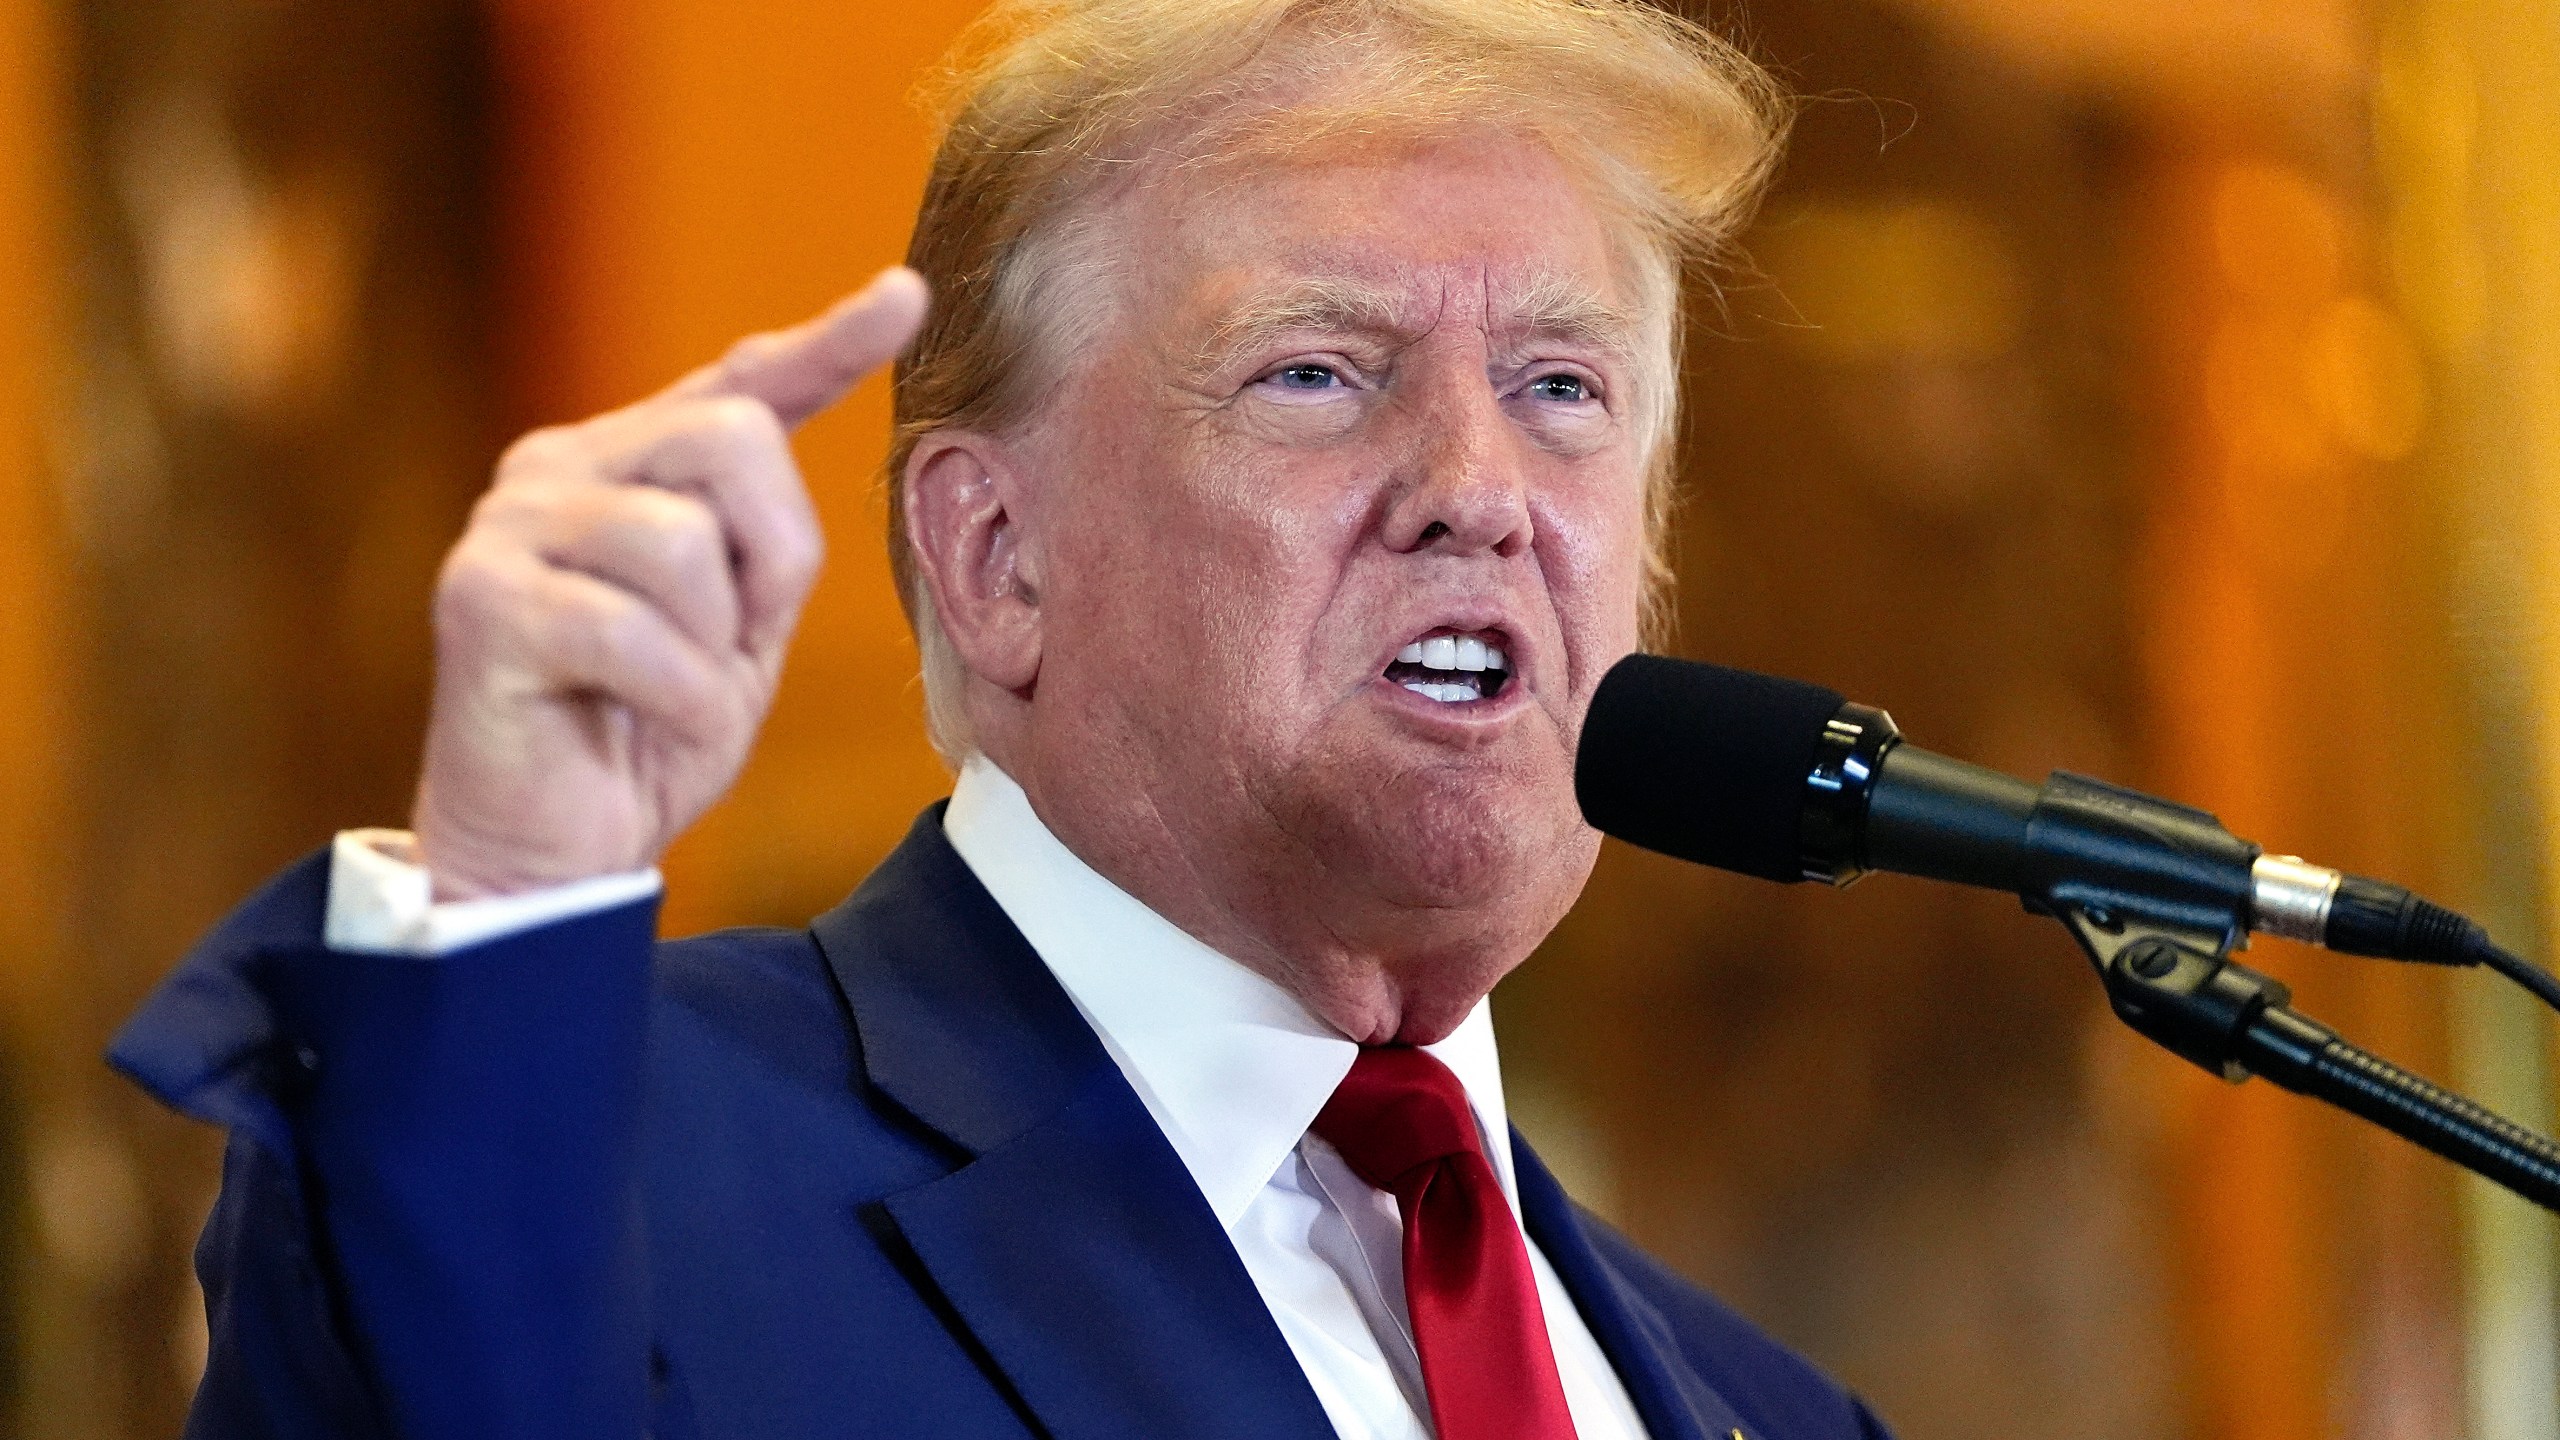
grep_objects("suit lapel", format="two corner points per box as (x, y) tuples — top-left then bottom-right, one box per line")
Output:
(812, 809), (1335, 1440)
(1513, 1132), (1751, 1440)
(882, 1073), (1337, 1439)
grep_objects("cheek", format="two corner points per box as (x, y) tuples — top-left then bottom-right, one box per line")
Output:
(1161, 430), (1378, 617)
(1534, 472), (1650, 646)
(1048, 424), (1365, 710)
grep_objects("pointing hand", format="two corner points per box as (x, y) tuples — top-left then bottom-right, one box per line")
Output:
(409, 268), (931, 899)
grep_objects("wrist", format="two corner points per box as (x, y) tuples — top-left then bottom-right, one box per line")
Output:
(409, 797), (650, 904)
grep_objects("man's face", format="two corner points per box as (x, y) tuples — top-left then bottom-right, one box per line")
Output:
(1011, 131), (1654, 1037)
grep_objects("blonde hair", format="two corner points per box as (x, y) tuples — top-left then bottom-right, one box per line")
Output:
(888, 0), (1788, 758)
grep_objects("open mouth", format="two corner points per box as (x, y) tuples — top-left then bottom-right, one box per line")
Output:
(1384, 630), (1512, 704)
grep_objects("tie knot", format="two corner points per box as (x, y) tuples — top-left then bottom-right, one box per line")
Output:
(1311, 1046), (1486, 1194)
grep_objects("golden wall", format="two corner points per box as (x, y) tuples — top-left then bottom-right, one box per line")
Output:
(1, 0), (2553, 1436)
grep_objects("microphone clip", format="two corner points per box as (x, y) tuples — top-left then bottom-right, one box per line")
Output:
(2055, 907), (2286, 1084)
(2047, 899), (2560, 1212)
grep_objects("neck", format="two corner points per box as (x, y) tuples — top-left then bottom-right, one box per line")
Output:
(968, 746), (1540, 1046)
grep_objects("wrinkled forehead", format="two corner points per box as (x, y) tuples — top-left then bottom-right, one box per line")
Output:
(1109, 130), (1647, 346)
(1183, 262), (1644, 373)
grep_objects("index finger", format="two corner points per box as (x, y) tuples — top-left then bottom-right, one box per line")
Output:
(658, 266), (932, 430)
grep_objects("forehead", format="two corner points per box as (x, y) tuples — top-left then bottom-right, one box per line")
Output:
(1118, 131), (1631, 335)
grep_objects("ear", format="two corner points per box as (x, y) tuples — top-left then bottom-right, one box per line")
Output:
(903, 431), (1043, 693)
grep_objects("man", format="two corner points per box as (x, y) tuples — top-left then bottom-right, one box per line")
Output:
(113, 0), (1894, 1435)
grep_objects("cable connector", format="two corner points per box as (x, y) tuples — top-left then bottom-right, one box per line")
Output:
(2324, 875), (2486, 966)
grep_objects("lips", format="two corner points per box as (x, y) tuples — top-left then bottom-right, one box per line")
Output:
(1383, 628), (1512, 704)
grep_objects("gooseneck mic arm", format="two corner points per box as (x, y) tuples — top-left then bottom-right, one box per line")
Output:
(1576, 653), (2560, 1214)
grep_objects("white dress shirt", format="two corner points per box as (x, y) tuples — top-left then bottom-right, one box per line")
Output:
(325, 757), (1647, 1439)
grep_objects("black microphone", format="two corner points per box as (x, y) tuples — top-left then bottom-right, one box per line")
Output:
(1574, 653), (2493, 969)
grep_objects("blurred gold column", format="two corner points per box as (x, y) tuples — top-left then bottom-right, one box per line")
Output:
(0, 0), (86, 1431)
(2132, 131), (2480, 1440)
(2376, 0), (2560, 1434)
(0, 0), (69, 987)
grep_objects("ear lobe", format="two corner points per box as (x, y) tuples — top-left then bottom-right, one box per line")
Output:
(903, 433), (1042, 692)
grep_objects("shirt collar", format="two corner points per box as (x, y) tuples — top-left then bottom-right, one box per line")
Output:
(941, 755), (1519, 1229)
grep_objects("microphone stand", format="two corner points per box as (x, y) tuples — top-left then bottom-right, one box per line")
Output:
(2053, 907), (2560, 1213)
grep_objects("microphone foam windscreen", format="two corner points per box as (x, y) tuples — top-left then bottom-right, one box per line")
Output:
(1574, 654), (1846, 883)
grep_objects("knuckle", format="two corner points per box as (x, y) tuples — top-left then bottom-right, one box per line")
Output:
(496, 425), (583, 479)
(775, 520), (824, 586)
(623, 488), (724, 573)
(693, 394), (786, 454)
(592, 598), (653, 672)
(465, 481), (517, 528)
(469, 481), (548, 532)
(541, 584), (630, 673)
(720, 331), (788, 377)
(432, 544), (510, 624)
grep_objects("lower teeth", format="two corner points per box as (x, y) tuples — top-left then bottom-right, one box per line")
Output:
(1401, 679), (1480, 703)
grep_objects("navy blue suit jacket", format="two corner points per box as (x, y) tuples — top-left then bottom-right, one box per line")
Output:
(112, 805), (1891, 1440)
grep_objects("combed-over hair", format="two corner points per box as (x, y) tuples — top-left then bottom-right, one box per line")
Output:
(888, 0), (1788, 759)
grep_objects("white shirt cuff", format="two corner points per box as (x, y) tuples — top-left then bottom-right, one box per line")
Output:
(324, 828), (662, 956)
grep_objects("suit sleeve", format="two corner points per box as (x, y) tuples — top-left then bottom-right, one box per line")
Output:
(110, 849), (663, 1440)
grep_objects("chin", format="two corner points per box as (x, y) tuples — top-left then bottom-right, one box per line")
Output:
(1237, 740), (1602, 1044)
(1311, 754), (1594, 918)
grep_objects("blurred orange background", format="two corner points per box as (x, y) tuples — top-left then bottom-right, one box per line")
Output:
(1, 0), (2556, 1437)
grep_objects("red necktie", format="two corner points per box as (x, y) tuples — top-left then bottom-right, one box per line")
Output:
(1312, 1046), (1580, 1440)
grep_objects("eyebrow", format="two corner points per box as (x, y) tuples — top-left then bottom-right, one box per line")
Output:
(1506, 271), (1644, 359)
(1189, 270), (1642, 372)
(1192, 277), (1410, 370)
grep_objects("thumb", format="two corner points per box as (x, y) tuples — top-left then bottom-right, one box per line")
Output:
(659, 266), (932, 430)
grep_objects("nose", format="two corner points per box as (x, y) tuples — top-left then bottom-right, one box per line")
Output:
(1380, 375), (1533, 559)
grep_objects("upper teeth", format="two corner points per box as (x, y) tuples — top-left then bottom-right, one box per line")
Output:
(1396, 635), (1508, 672)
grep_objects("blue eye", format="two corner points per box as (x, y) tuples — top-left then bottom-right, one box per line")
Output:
(1269, 363), (1351, 392)
(1527, 373), (1592, 403)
